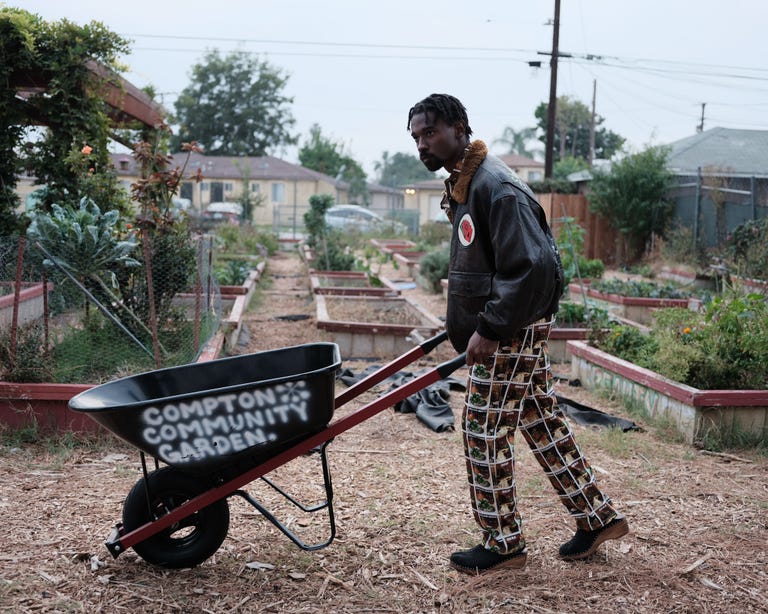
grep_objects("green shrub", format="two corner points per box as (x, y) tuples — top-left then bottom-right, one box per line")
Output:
(580, 258), (605, 279)
(214, 259), (251, 286)
(726, 218), (768, 280)
(590, 278), (689, 299)
(419, 221), (452, 247)
(555, 301), (610, 328)
(418, 246), (450, 293)
(0, 323), (52, 383)
(555, 217), (604, 284)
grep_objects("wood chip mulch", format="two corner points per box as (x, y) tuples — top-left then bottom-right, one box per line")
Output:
(1, 249), (766, 613)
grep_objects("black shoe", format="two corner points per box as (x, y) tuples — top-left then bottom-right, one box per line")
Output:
(559, 515), (629, 561)
(449, 545), (527, 575)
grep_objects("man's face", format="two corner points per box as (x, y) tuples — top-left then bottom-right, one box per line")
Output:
(409, 111), (465, 173)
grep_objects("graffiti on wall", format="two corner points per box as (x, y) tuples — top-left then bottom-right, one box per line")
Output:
(140, 381), (313, 464)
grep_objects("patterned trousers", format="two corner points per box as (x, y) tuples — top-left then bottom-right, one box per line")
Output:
(461, 318), (618, 554)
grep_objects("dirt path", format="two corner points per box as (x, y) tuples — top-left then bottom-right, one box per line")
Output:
(0, 248), (766, 613)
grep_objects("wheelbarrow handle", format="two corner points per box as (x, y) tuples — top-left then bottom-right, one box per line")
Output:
(334, 330), (450, 409)
(437, 352), (467, 379)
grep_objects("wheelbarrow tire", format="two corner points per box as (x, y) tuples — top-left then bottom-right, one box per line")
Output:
(122, 466), (230, 568)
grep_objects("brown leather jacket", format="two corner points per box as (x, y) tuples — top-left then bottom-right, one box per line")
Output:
(444, 142), (564, 352)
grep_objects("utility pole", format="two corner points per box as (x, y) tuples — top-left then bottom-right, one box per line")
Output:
(544, 0), (561, 179)
(588, 79), (596, 167)
(697, 103), (706, 133)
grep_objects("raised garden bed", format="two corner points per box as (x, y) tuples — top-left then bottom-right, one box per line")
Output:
(392, 251), (427, 278)
(0, 266), (264, 433)
(308, 270), (400, 297)
(0, 281), (52, 328)
(568, 282), (697, 325)
(568, 340), (768, 444)
(315, 294), (443, 358)
(369, 238), (416, 255)
(731, 274), (768, 294)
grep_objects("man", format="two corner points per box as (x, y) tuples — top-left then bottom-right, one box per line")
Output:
(407, 93), (628, 575)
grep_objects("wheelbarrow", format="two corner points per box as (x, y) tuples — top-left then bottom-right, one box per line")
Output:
(68, 331), (465, 568)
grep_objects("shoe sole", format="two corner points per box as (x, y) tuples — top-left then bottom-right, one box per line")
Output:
(450, 551), (527, 576)
(560, 517), (630, 561)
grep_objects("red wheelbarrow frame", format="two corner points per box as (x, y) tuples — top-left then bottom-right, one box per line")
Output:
(105, 331), (466, 560)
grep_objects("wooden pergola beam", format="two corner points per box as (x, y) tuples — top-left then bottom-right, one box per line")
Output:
(11, 60), (164, 129)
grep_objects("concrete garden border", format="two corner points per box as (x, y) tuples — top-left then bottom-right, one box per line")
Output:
(568, 340), (768, 444)
(315, 294), (443, 358)
(0, 281), (52, 328)
(567, 282), (698, 325)
(308, 270), (400, 297)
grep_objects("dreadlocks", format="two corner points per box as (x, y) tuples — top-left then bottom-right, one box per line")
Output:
(407, 93), (473, 138)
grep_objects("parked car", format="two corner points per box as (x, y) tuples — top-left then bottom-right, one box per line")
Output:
(202, 202), (242, 225)
(325, 204), (406, 233)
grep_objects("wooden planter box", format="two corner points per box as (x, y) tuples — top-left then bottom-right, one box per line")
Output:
(568, 340), (768, 444)
(308, 270), (400, 297)
(567, 282), (696, 325)
(315, 294), (443, 358)
(0, 281), (52, 328)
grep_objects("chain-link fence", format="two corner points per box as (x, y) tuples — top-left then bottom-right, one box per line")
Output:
(0, 233), (222, 384)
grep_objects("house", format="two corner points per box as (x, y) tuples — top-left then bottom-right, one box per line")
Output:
(665, 128), (768, 248)
(110, 152), (352, 227)
(666, 127), (768, 177)
(564, 128), (768, 249)
(497, 153), (545, 184)
(403, 153), (545, 225)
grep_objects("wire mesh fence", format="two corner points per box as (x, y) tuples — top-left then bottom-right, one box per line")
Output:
(0, 233), (222, 384)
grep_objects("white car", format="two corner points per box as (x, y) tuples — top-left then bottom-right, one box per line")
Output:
(325, 204), (405, 233)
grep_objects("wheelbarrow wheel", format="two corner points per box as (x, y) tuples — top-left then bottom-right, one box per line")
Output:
(122, 466), (230, 568)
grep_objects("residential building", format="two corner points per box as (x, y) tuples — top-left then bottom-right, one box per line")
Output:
(404, 153), (545, 225)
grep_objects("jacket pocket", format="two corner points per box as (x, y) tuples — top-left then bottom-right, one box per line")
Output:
(448, 271), (492, 297)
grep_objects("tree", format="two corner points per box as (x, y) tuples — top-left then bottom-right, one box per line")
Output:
(172, 50), (297, 156)
(587, 146), (673, 263)
(553, 156), (589, 181)
(374, 151), (435, 187)
(534, 96), (624, 163)
(492, 126), (541, 159)
(298, 124), (369, 204)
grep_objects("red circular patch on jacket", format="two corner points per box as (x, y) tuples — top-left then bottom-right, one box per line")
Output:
(458, 213), (475, 246)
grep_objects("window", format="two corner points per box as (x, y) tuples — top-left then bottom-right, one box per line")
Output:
(200, 182), (209, 191)
(250, 182), (260, 193)
(224, 182), (233, 192)
(271, 182), (285, 203)
(528, 171), (543, 182)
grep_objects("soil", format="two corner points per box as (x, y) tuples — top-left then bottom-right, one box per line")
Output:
(1, 249), (766, 613)
(324, 296), (430, 327)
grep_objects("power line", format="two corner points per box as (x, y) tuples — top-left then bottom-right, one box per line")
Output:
(123, 32), (768, 76)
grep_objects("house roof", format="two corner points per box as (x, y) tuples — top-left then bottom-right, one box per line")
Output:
(666, 127), (768, 177)
(110, 152), (346, 186)
(498, 153), (544, 169)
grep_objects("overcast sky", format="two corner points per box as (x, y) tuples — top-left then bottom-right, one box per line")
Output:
(17, 0), (768, 177)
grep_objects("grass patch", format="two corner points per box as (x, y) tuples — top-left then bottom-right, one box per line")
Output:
(695, 422), (768, 455)
(50, 312), (219, 384)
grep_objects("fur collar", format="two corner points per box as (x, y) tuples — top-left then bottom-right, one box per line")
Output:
(452, 140), (488, 204)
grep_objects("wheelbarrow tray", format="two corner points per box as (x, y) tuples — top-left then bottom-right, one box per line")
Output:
(69, 342), (341, 474)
